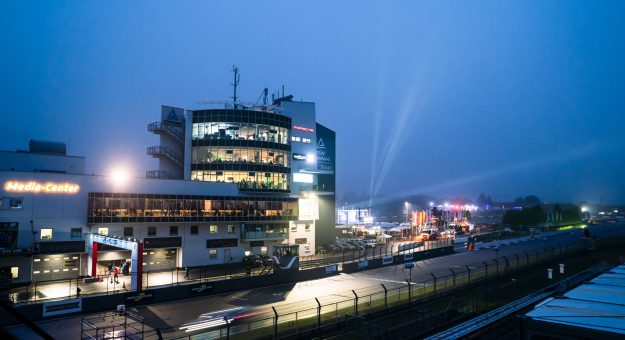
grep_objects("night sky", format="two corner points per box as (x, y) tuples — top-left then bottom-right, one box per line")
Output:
(2, 1), (624, 204)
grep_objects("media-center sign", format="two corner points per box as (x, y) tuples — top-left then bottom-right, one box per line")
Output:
(4, 181), (80, 194)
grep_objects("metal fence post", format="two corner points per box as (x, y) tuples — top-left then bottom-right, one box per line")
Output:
(450, 268), (456, 286)
(483, 261), (488, 278)
(494, 259), (499, 276)
(405, 279), (412, 301)
(503, 256), (510, 272)
(524, 252), (530, 267)
(430, 273), (437, 293)
(514, 254), (520, 269)
(381, 284), (388, 309)
(272, 306), (278, 340)
(465, 265), (471, 285)
(224, 317), (231, 339)
(315, 297), (321, 329)
(352, 290), (358, 316)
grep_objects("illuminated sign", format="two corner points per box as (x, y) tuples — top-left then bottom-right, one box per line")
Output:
(293, 125), (314, 132)
(293, 153), (306, 160)
(337, 209), (370, 224)
(293, 173), (313, 184)
(298, 196), (319, 220)
(4, 181), (80, 194)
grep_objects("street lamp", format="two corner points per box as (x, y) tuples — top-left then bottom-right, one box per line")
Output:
(111, 167), (129, 187)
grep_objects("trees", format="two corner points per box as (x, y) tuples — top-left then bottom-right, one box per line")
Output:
(514, 195), (541, 207)
(502, 205), (544, 229)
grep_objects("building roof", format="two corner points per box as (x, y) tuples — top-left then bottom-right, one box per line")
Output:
(524, 264), (625, 335)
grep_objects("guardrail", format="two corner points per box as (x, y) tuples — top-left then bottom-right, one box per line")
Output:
(299, 239), (452, 270)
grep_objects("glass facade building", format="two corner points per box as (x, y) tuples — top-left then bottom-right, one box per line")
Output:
(190, 109), (291, 191)
(88, 193), (298, 223)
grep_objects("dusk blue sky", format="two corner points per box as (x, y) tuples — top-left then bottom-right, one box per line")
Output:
(2, 1), (624, 204)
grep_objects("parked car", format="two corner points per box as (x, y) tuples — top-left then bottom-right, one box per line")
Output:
(346, 241), (365, 249)
(335, 241), (354, 250)
(258, 254), (274, 266)
(242, 255), (263, 268)
(420, 229), (439, 241)
(363, 239), (377, 248)
(351, 240), (368, 248)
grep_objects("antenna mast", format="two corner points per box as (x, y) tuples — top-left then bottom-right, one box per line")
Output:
(231, 66), (240, 108)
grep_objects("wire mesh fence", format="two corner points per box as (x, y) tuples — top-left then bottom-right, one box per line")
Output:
(172, 237), (603, 339)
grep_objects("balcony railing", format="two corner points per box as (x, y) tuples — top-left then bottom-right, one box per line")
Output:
(147, 146), (183, 166)
(145, 170), (177, 180)
(242, 231), (288, 240)
(148, 121), (184, 143)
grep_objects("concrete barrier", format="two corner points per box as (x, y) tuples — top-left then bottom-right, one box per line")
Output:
(4, 247), (453, 325)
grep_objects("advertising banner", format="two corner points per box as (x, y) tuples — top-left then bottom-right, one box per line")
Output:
(189, 283), (214, 295)
(316, 123), (335, 172)
(358, 260), (369, 270)
(125, 290), (155, 305)
(42, 298), (82, 317)
(382, 256), (393, 265)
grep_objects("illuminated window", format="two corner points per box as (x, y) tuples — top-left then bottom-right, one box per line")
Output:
(227, 225), (236, 234)
(208, 249), (217, 259)
(209, 225), (218, 234)
(11, 267), (18, 279)
(9, 198), (23, 209)
(40, 228), (53, 240)
(98, 227), (108, 236)
(71, 228), (82, 239)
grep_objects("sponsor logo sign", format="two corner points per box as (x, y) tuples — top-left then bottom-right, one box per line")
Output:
(125, 291), (154, 304)
(403, 253), (413, 262)
(189, 283), (214, 295)
(292, 153), (306, 161)
(382, 256), (393, 265)
(358, 260), (369, 270)
(325, 264), (338, 274)
(4, 181), (79, 194)
(293, 125), (314, 132)
(43, 299), (82, 317)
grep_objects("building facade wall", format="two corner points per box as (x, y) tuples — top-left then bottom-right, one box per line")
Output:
(0, 170), (295, 284)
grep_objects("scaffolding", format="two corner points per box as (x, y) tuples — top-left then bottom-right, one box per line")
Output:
(81, 310), (144, 340)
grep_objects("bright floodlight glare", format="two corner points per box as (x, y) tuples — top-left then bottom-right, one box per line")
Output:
(112, 168), (129, 184)
(581, 206), (588, 212)
(429, 202), (434, 207)
(306, 153), (315, 163)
